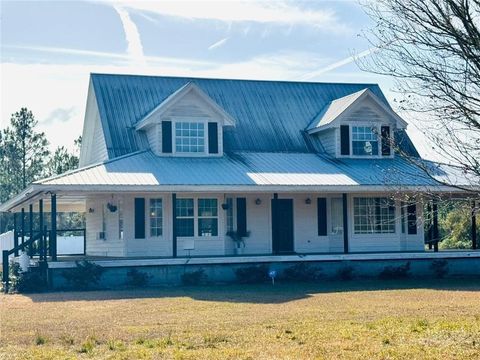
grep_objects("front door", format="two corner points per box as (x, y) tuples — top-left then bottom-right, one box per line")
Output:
(271, 199), (294, 254)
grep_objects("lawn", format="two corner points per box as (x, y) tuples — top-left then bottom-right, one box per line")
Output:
(1, 279), (479, 359)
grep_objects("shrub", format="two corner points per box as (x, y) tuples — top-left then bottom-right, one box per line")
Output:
(235, 264), (269, 283)
(5, 261), (47, 293)
(281, 263), (323, 282)
(379, 262), (411, 280)
(181, 269), (207, 285)
(337, 265), (355, 281)
(126, 268), (152, 287)
(430, 259), (449, 278)
(35, 334), (47, 345)
(62, 260), (104, 290)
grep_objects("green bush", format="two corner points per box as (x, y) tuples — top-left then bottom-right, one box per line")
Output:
(126, 268), (152, 287)
(4, 261), (47, 293)
(62, 260), (104, 290)
(235, 264), (269, 283)
(430, 259), (449, 278)
(181, 269), (207, 285)
(281, 263), (322, 282)
(379, 262), (411, 280)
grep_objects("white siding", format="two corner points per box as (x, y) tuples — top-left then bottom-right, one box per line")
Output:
(242, 194), (272, 255)
(79, 83), (108, 166)
(163, 91), (218, 119)
(316, 128), (336, 156)
(85, 197), (125, 256)
(145, 124), (161, 155)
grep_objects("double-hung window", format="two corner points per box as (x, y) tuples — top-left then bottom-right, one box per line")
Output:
(352, 126), (379, 156)
(176, 198), (194, 237)
(353, 197), (396, 234)
(149, 198), (163, 237)
(198, 199), (218, 236)
(175, 122), (205, 153)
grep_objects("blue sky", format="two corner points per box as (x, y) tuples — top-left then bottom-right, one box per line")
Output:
(1, 0), (428, 155)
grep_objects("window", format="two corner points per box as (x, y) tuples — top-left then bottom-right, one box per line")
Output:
(330, 198), (343, 234)
(198, 198), (218, 236)
(118, 199), (124, 239)
(149, 198), (163, 237)
(175, 122), (205, 153)
(354, 197), (396, 234)
(176, 198), (194, 237)
(226, 197), (234, 232)
(352, 126), (379, 156)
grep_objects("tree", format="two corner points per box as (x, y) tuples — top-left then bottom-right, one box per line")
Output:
(360, 0), (480, 194)
(0, 108), (50, 202)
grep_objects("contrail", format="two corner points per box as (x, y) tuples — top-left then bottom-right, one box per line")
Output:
(113, 5), (146, 66)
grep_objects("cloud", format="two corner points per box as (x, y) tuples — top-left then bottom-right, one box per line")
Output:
(298, 47), (380, 80)
(113, 1), (351, 34)
(208, 37), (229, 50)
(43, 107), (77, 125)
(113, 5), (146, 66)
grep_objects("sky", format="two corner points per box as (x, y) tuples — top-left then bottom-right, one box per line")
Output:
(0, 0), (431, 157)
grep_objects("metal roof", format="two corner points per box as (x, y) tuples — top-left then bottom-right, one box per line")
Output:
(91, 74), (392, 157)
(35, 151), (447, 188)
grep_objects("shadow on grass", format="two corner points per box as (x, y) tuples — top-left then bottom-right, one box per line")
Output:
(20, 277), (480, 304)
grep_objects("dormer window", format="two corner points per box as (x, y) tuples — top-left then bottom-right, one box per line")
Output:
(175, 122), (205, 153)
(352, 126), (379, 156)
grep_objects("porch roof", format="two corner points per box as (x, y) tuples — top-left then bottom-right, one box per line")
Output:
(0, 151), (472, 212)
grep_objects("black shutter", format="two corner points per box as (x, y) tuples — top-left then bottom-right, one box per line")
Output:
(381, 126), (391, 156)
(407, 203), (417, 235)
(317, 198), (327, 236)
(208, 122), (218, 154)
(340, 125), (350, 155)
(134, 198), (145, 239)
(236, 198), (247, 237)
(162, 121), (172, 153)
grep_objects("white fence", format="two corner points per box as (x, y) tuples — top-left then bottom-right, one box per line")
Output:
(0, 231), (84, 264)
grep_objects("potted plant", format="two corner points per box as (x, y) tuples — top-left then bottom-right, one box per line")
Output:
(226, 230), (250, 255)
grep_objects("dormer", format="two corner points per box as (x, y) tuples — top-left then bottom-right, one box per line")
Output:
(135, 82), (235, 157)
(306, 89), (408, 158)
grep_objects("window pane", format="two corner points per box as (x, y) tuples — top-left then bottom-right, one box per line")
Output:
(149, 198), (163, 237)
(354, 197), (395, 234)
(175, 122), (205, 153)
(352, 126), (378, 156)
(198, 218), (218, 237)
(176, 218), (194, 237)
(330, 198), (343, 234)
(176, 198), (194, 217)
(198, 198), (218, 217)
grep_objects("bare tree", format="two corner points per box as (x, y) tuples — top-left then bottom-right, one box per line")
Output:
(360, 0), (480, 194)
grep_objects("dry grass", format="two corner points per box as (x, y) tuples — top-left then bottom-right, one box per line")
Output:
(1, 279), (480, 359)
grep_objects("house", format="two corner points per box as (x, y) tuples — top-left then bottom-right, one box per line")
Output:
(1, 74), (478, 288)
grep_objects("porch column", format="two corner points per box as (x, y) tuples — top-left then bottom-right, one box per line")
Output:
(472, 201), (477, 250)
(21, 207), (25, 246)
(50, 194), (57, 261)
(13, 212), (18, 256)
(427, 202), (433, 249)
(29, 204), (33, 257)
(172, 193), (177, 258)
(432, 198), (439, 252)
(342, 193), (349, 254)
(39, 199), (44, 261)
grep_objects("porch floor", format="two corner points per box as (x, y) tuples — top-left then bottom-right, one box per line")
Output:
(46, 250), (480, 269)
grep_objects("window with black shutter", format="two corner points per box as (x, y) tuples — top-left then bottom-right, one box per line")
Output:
(381, 125), (391, 156)
(236, 198), (247, 237)
(162, 121), (172, 153)
(134, 198), (146, 239)
(208, 122), (218, 154)
(340, 125), (350, 155)
(317, 198), (327, 236)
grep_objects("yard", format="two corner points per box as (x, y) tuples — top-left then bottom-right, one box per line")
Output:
(1, 279), (480, 359)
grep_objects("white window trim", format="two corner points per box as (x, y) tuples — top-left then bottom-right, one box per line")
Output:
(198, 198), (219, 237)
(352, 196), (397, 235)
(148, 197), (164, 238)
(175, 197), (195, 238)
(337, 122), (394, 159)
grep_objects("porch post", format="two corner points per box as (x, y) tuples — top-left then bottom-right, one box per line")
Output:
(50, 194), (57, 261)
(426, 202), (433, 249)
(29, 204), (33, 257)
(21, 207), (25, 246)
(432, 198), (439, 252)
(13, 212), (18, 256)
(342, 193), (349, 254)
(39, 199), (44, 261)
(172, 193), (177, 258)
(472, 201), (477, 250)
